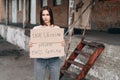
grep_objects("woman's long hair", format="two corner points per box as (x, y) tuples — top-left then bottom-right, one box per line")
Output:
(40, 6), (54, 25)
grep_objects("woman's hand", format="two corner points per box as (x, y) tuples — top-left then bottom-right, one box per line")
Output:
(29, 41), (33, 47)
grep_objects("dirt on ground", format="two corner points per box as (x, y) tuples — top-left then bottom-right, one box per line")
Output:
(0, 36), (34, 80)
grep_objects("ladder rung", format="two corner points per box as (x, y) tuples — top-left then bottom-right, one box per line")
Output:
(67, 60), (84, 68)
(60, 40), (105, 80)
(74, 50), (91, 58)
(82, 41), (105, 48)
(61, 69), (77, 80)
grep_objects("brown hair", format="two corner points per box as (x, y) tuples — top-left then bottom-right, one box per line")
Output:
(40, 6), (54, 25)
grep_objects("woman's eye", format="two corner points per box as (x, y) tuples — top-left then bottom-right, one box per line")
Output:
(46, 14), (49, 16)
(42, 14), (49, 16)
(42, 14), (45, 16)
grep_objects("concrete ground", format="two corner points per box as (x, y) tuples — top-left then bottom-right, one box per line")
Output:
(0, 36), (34, 80)
(0, 30), (120, 80)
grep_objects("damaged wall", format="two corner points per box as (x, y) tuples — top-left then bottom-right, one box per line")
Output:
(0, 25), (29, 51)
(91, 0), (120, 31)
(69, 0), (92, 29)
(74, 0), (91, 29)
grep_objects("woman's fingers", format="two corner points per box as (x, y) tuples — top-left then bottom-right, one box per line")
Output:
(29, 42), (33, 47)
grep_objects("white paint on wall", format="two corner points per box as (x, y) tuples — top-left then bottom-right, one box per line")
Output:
(30, 0), (36, 24)
(12, 0), (17, 23)
(81, 0), (91, 29)
(6, 27), (26, 49)
(0, 24), (30, 51)
(0, 25), (7, 38)
(73, 0), (91, 29)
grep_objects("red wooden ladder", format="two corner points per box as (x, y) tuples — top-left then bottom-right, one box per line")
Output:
(60, 40), (105, 80)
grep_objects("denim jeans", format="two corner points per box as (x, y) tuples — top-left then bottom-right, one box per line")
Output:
(34, 57), (61, 80)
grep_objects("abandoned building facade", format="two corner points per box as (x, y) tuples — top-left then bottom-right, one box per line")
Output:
(0, 0), (120, 80)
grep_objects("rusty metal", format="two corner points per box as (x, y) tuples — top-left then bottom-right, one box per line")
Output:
(60, 41), (105, 80)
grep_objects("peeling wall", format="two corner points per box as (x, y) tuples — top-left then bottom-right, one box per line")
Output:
(74, 0), (91, 29)
(0, 24), (29, 51)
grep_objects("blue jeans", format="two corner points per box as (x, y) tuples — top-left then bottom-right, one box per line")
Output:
(34, 57), (61, 80)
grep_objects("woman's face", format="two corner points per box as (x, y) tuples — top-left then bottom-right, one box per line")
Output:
(42, 10), (50, 25)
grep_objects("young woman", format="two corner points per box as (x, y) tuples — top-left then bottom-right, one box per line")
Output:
(29, 6), (65, 80)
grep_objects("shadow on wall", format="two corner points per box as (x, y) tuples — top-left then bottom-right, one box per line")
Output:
(108, 28), (120, 34)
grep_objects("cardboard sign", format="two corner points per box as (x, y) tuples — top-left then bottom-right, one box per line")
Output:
(30, 27), (65, 58)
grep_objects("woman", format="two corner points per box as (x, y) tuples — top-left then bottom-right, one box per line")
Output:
(29, 6), (65, 80)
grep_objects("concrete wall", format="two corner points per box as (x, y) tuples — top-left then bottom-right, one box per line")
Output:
(0, 24), (29, 51)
